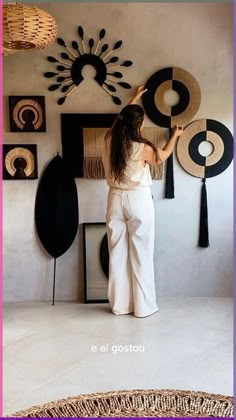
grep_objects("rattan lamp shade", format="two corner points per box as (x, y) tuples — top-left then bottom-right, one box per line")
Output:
(3, 4), (57, 55)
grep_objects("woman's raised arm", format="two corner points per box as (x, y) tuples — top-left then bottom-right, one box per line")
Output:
(143, 125), (184, 165)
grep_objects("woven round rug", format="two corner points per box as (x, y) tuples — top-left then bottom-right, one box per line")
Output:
(10, 389), (233, 418)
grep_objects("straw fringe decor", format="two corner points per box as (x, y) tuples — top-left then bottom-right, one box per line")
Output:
(10, 389), (234, 418)
(83, 127), (165, 180)
(83, 128), (106, 178)
(83, 157), (105, 179)
(3, 4), (57, 55)
(142, 127), (165, 180)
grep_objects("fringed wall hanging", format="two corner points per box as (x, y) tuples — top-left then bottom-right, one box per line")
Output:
(83, 128), (107, 179)
(142, 67), (201, 198)
(176, 119), (233, 247)
(3, 144), (38, 180)
(9, 96), (46, 132)
(61, 113), (117, 178)
(142, 127), (166, 180)
(61, 113), (165, 180)
(35, 155), (79, 304)
(44, 26), (133, 105)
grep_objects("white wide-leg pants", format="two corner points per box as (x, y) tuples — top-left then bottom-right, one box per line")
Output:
(106, 187), (158, 318)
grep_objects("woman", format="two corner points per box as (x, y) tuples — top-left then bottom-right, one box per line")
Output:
(102, 86), (183, 318)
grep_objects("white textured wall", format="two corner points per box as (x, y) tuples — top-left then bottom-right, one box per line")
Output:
(3, 2), (233, 301)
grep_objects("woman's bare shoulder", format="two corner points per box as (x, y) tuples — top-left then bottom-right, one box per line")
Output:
(143, 143), (153, 151)
(143, 144), (154, 155)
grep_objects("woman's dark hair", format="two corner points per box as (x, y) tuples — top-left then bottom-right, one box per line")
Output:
(105, 104), (159, 183)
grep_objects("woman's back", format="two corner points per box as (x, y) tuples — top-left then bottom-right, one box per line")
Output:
(102, 139), (152, 190)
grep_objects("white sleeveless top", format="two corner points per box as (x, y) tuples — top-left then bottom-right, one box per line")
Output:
(102, 139), (152, 190)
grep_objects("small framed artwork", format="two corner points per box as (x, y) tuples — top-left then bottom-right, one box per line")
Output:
(3, 144), (38, 180)
(9, 96), (46, 132)
(61, 113), (117, 178)
(83, 222), (109, 303)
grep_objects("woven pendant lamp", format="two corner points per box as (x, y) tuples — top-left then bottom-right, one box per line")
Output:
(3, 3), (57, 55)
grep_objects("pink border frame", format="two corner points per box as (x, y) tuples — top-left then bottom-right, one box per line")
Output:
(0, 0), (3, 415)
(0, 2), (234, 418)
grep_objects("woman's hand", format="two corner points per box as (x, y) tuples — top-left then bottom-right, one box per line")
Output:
(133, 86), (147, 100)
(129, 86), (147, 104)
(173, 124), (184, 137)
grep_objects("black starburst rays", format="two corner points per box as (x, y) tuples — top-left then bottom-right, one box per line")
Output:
(44, 26), (133, 105)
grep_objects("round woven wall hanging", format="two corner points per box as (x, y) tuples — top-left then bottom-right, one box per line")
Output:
(176, 119), (233, 247)
(142, 67), (201, 199)
(177, 119), (233, 178)
(12, 99), (44, 131)
(5, 147), (35, 178)
(142, 67), (201, 128)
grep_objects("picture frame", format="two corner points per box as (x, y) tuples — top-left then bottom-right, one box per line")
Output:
(83, 222), (109, 303)
(61, 113), (117, 178)
(61, 113), (164, 179)
(3, 144), (38, 180)
(9, 96), (46, 132)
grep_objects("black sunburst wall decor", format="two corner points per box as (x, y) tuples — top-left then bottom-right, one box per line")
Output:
(44, 26), (133, 105)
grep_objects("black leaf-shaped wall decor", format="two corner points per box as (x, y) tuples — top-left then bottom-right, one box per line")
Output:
(35, 155), (78, 258)
(35, 155), (79, 304)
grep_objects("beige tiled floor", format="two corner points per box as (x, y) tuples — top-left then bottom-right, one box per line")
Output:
(3, 298), (233, 416)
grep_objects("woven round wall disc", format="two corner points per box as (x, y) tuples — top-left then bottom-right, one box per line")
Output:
(13, 99), (43, 130)
(5, 147), (35, 177)
(142, 67), (201, 127)
(177, 119), (233, 178)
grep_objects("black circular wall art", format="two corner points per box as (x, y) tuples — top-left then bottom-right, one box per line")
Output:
(142, 67), (201, 127)
(44, 26), (133, 105)
(177, 119), (234, 178)
(177, 119), (233, 248)
(100, 233), (109, 278)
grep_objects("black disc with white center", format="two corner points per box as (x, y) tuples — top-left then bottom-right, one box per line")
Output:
(177, 119), (233, 178)
(142, 67), (201, 127)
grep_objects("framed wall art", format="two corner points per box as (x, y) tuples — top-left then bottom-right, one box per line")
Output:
(83, 222), (109, 303)
(9, 96), (46, 132)
(3, 144), (38, 180)
(61, 113), (165, 180)
(61, 113), (117, 178)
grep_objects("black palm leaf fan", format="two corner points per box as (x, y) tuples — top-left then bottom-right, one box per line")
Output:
(35, 154), (79, 304)
(44, 26), (133, 105)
